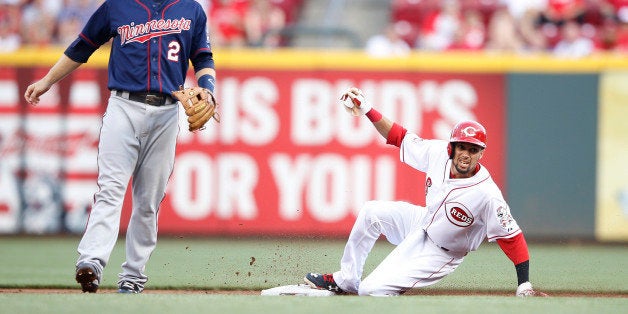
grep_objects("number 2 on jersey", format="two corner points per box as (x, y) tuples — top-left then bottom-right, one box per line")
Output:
(168, 41), (180, 62)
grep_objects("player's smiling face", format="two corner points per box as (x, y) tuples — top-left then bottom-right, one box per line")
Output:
(451, 142), (484, 178)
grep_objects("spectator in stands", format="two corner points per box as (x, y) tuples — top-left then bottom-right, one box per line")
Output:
(499, 0), (547, 21)
(499, 0), (548, 52)
(484, 8), (525, 53)
(448, 9), (486, 51)
(209, 0), (249, 48)
(56, 0), (98, 46)
(539, 0), (588, 26)
(553, 20), (595, 58)
(365, 22), (411, 57)
(614, 21), (628, 52)
(517, 7), (549, 52)
(600, 0), (628, 23)
(20, 0), (58, 47)
(597, 0), (628, 51)
(535, 0), (587, 48)
(415, 0), (462, 51)
(56, 13), (83, 46)
(58, 0), (97, 26)
(0, 1), (21, 52)
(244, 0), (287, 47)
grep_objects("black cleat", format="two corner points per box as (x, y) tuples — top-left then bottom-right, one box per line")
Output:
(118, 281), (142, 294)
(75, 263), (100, 293)
(304, 273), (343, 293)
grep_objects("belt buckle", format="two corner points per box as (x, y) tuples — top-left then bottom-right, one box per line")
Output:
(145, 94), (161, 106)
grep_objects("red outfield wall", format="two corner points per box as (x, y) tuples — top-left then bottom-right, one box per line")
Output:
(0, 67), (505, 236)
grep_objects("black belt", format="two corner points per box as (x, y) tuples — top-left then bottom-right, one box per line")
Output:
(113, 90), (174, 106)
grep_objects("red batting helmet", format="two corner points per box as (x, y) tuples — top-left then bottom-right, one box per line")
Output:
(447, 120), (487, 157)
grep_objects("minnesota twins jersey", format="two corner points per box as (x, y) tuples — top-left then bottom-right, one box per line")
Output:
(400, 133), (521, 253)
(64, 0), (214, 95)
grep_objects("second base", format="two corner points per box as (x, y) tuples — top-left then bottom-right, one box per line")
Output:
(260, 284), (336, 296)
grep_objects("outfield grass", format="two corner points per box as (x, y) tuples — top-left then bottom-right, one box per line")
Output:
(0, 236), (626, 313)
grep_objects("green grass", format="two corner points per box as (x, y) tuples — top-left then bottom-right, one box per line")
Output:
(0, 294), (626, 314)
(0, 236), (626, 314)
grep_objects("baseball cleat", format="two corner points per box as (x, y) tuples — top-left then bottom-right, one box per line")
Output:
(75, 263), (100, 293)
(304, 273), (343, 293)
(118, 281), (142, 294)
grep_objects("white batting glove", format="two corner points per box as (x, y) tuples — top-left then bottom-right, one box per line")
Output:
(516, 282), (548, 297)
(340, 87), (372, 116)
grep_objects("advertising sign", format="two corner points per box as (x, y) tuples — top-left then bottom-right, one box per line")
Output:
(0, 67), (505, 236)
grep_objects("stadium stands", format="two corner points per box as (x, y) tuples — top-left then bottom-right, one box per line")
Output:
(1, 0), (627, 54)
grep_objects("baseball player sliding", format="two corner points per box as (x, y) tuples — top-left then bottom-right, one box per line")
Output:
(304, 87), (547, 297)
(24, 0), (217, 293)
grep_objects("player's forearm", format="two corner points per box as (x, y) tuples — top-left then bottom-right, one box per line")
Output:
(497, 233), (531, 285)
(515, 260), (530, 285)
(43, 55), (82, 86)
(369, 112), (393, 139)
(366, 109), (407, 147)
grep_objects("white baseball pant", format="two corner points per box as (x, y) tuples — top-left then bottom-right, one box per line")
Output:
(333, 200), (466, 296)
(76, 94), (178, 289)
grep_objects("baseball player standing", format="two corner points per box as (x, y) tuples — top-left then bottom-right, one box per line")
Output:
(24, 0), (216, 293)
(304, 87), (546, 297)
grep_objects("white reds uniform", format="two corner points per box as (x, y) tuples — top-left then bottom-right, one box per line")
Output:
(333, 133), (521, 296)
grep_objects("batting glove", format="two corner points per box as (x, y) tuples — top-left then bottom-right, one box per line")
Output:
(340, 87), (372, 116)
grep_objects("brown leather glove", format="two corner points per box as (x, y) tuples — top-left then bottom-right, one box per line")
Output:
(172, 86), (220, 131)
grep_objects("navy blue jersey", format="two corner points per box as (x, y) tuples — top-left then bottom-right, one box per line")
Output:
(64, 0), (214, 95)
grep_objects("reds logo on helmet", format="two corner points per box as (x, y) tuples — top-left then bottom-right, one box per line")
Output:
(449, 120), (487, 148)
(447, 120), (487, 157)
(462, 126), (477, 137)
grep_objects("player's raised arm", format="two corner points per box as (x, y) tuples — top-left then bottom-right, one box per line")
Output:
(340, 87), (407, 147)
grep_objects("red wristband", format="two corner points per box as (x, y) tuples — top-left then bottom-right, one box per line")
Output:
(365, 108), (382, 122)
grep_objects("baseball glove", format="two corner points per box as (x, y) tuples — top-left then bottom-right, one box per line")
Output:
(172, 86), (220, 131)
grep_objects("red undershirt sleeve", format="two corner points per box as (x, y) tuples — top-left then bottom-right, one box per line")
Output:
(496, 233), (529, 264)
(386, 123), (407, 147)
(497, 233), (531, 285)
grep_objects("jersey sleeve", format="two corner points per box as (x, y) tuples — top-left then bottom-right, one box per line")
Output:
(190, 3), (214, 71)
(486, 198), (522, 242)
(64, 2), (113, 63)
(399, 134), (447, 172)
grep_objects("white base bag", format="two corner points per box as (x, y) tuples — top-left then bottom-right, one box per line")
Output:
(260, 284), (336, 296)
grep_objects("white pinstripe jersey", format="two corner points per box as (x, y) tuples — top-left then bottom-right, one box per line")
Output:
(400, 133), (521, 253)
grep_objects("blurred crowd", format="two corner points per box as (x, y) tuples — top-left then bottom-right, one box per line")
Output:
(369, 0), (628, 57)
(0, 0), (101, 51)
(0, 0), (299, 52)
(2, 0), (628, 58)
